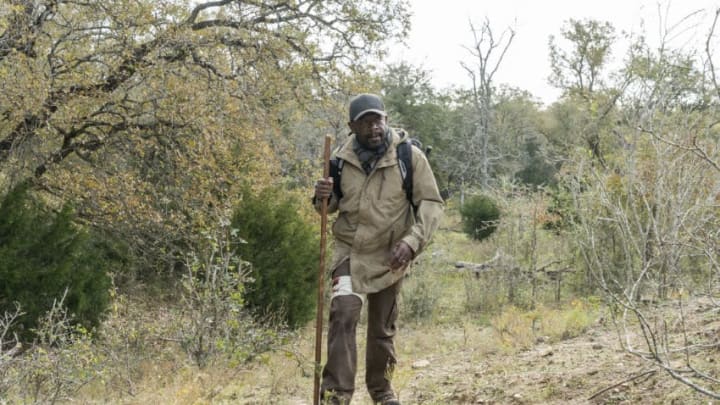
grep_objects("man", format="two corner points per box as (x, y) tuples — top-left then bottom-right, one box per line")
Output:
(313, 93), (444, 404)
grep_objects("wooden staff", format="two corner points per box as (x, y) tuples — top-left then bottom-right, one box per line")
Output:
(313, 134), (332, 405)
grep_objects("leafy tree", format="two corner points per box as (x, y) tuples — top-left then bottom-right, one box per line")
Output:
(549, 19), (615, 97)
(231, 186), (319, 329)
(548, 19), (620, 167)
(0, 0), (411, 276)
(381, 63), (451, 146)
(0, 184), (113, 341)
(489, 87), (558, 186)
(514, 135), (558, 188)
(381, 62), (455, 193)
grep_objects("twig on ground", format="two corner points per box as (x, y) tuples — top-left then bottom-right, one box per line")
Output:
(588, 369), (657, 401)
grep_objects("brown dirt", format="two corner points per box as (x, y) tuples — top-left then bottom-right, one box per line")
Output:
(220, 303), (718, 405)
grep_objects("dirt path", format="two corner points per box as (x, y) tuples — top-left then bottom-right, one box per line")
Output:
(230, 317), (708, 404)
(223, 294), (720, 405)
(386, 319), (711, 405)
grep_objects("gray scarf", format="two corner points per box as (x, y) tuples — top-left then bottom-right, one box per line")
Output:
(353, 129), (391, 174)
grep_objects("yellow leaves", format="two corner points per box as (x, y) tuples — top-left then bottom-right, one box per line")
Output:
(0, 0), (416, 275)
(0, 53), (47, 120)
(0, 4), (24, 31)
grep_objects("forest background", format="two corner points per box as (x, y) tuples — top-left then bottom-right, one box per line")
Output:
(2, 0), (720, 403)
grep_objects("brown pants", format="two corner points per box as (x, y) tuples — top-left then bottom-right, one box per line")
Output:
(321, 260), (401, 403)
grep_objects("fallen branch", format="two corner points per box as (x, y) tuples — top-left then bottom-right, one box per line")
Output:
(454, 250), (506, 275)
(454, 261), (496, 272)
(588, 369), (657, 401)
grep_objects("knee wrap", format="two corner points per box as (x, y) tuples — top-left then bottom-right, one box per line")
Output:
(331, 275), (364, 303)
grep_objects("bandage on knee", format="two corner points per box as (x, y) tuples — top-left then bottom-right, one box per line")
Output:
(331, 275), (364, 302)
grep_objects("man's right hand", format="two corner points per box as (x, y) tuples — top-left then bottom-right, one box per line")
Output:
(314, 177), (333, 201)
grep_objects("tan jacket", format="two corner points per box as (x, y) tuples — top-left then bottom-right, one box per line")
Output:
(316, 128), (444, 293)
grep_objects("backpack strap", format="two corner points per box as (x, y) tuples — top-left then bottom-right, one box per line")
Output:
(331, 137), (417, 213)
(329, 157), (344, 200)
(397, 140), (416, 213)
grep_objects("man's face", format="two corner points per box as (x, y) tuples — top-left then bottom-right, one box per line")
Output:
(349, 113), (387, 150)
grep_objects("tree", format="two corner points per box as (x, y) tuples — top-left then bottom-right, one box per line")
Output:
(549, 19), (615, 98)
(452, 18), (515, 200)
(380, 62), (455, 193)
(491, 87), (557, 187)
(570, 8), (720, 399)
(0, 184), (113, 341)
(231, 186), (319, 329)
(0, 0), (411, 275)
(381, 63), (450, 146)
(548, 19), (622, 167)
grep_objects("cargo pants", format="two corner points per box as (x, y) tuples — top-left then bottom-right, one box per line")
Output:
(320, 259), (401, 403)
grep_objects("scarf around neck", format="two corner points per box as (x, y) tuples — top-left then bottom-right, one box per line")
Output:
(353, 129), (391, 174)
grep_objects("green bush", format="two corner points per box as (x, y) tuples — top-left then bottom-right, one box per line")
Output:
(231, 186), (319, 329)
(514, 136), (558, 188)
(460, 194), (501, 241)
(0, 184), (113, 341)
(543, 183), (578, 232)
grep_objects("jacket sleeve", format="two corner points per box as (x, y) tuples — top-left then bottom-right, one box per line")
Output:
(401, 146), (444, 256)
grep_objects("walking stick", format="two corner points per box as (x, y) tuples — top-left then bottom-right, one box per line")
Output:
(314, 134), (332, 405)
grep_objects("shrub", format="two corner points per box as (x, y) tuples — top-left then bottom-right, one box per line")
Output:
(0, 184), (113, 341)
(231, 186), (319, 329)
(542, 183), (578, 232)
(489, 306), (535, 350)
(179, 225), (281, 367)
(460, 194), (501, 241)
(515, 136), (558, 188)
(10, 293), (100, 404)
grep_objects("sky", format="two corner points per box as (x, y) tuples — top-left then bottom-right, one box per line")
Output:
(391, 0), (720, 105)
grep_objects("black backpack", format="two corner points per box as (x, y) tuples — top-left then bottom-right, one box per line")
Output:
(329, 132), (428, 212)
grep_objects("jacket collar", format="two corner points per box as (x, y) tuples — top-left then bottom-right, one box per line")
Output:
(336, 128), (407, 171)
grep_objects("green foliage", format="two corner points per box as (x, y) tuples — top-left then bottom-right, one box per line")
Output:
(381, 62), (455, 194)
(515, 135), (558, 188)
(231, 186), (319, 329)
(381, 62), (452, 149)
(543, 183), (578, 232)
(460, 194), (501, 241)
(548, 19), (616, 97)
(0, 184), (113, 341)
(0, 0), (411, 281)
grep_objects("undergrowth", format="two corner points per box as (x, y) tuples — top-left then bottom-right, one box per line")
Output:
(1, 195), (605, 403)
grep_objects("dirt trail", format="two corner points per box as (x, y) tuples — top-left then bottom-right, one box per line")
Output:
(224, 293), (720, 405)
(240, 314), (713, 404)
(389, 311), (717, 405)
(229, 323), (701, 404)
(395, 326), (653, 404)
